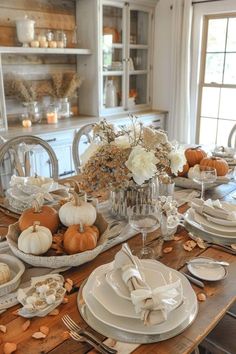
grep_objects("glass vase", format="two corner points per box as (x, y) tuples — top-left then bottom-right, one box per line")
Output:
(110, 179), (158, 219)
(26, 101), (42, 124)
(56, 98), (71, 119)
(160, 213), (177, 241)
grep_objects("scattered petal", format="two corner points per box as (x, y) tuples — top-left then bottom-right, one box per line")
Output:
(22, 320), (31, 332)
(49, 309), (59, 316)
(3, 342), (17, 354)
(65, 278), (73, 286)
(183, 240), (197, 252)
(64, 282), (72, 293)
(62, 297), (69, 304)
(197, 293), (206, 302)
(0, 324), (7, 333)
(32, 332), (47, 339)
(163, 247), (173, 254)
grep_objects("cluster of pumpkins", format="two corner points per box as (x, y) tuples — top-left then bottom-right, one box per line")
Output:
(178, 147), (229, 177)
(17, 192), (99, 256)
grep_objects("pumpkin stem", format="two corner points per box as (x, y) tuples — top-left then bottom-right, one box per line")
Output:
(72, 191), (82, 206)
(33, 221), (40, 232)
(32, 200), (42, 213)
(79, 222), (84, 233)
(191, 145), (202, 150)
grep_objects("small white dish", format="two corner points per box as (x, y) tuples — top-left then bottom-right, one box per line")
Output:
(0, 254), (25, 297)
(106, 267), (166, 301)
(187, 257), (228, 281)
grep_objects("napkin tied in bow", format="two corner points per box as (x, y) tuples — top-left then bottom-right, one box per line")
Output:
(114, 243), (183, 326)
(191, 198), (236, 221)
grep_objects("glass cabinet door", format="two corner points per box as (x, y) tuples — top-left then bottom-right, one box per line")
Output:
(128, 8), (150, 109)
(102, 4), (124, 111)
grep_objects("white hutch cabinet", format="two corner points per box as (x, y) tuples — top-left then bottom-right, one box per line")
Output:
(77, 0), (158, 117)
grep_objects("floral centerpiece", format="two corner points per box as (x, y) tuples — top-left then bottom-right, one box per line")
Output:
(80, 117), (186, 217)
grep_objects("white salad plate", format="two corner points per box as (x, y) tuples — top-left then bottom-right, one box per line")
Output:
(187, 257), (228, 281)
(193, 211), (236, 236)
(106, 266), (166, 301)
(184, 209), (236, 245)
(82, 260), (197, 335)
(204, 213), (236, 227)
(94, 263), (182, 319)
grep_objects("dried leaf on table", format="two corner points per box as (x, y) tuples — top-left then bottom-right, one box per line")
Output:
(3, 342), (17, 354)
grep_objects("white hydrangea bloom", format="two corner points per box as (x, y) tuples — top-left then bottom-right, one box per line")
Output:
(168, 148), (187, 175)
(125, 146), (158, 185)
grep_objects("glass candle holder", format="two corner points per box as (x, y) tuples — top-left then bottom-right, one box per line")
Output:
(46, 104), (58, 124)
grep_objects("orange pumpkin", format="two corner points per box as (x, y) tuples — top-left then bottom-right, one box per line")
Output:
(185, 147), (207, 167)
(63, 223), (99, 254)
(178, 162), (189, 177)
(19, 202), (59, 234)
(200, 157), (229, 176)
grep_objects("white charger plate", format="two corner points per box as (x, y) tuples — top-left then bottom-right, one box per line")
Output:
(187, 257), (228, 281)
(106, 266), (166, 301)
(82, 260), (197, 335)
(184, 209), (236, 245)
(94, 264), (182, 319)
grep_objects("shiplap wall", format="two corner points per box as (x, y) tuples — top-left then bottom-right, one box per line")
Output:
(0, 0), (78, 121)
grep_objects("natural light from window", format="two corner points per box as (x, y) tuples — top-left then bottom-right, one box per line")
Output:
(198, 15), (236, 146)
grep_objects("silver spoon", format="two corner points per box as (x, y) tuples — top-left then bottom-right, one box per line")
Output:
(187, 259), (229, 267)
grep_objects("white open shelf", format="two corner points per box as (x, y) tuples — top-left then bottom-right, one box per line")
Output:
(0, 46), (92, 55)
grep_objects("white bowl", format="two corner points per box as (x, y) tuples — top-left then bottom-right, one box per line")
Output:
(0, 254), (25, 296)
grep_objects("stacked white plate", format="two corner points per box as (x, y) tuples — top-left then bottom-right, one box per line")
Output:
(77, 260), (198, 343)
(184, 202), (236, 245)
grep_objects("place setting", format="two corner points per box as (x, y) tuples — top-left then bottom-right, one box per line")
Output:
(77, 243), (198, 344)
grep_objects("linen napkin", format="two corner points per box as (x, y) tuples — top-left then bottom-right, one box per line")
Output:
(191, 198), (236, 221)
(114, 243), (183, 326)
(174, 189), (200, 207)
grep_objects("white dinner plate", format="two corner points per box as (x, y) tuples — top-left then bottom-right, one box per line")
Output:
(187, 257), (228, 281)
(204, 214), (236, 227)
(193, 211), (236, 236)
(106, 266), (166, 301)
(184, 209), (236, 244)
(82, 260), (197, 335)
(94, 264), (182, 319)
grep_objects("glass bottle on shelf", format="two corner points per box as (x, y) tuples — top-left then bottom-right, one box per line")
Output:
(56, 97), (71, 119)
(105, 80), (117, 108)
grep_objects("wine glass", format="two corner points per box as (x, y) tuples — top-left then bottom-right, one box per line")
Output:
(193, 166), (217, 200)
(129, 203), (160, 259)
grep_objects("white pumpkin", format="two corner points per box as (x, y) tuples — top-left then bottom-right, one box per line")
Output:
(0, 262), (11, 285)
(18, 222), (52, 255)
(187, 164), (201, 179)
(59, 192), (97, 227)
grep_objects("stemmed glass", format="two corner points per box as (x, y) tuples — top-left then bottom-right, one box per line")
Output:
(193, 166), (217, 200)
(129, 203), (160, 259)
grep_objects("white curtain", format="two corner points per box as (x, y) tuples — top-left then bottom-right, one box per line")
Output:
(167, 0), (192, 144)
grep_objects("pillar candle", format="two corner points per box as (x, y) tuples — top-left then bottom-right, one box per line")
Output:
(47, 112), (58, 124)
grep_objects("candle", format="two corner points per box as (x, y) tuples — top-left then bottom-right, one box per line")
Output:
(22, 119), (32, 128)
(49, 41), (57, 48)
(47, 112), (58, 124)
(30, 40), (40, 48)
(39, 40), (48, 48)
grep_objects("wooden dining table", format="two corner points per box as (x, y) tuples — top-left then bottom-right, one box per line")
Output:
(0, 180), (236, 354)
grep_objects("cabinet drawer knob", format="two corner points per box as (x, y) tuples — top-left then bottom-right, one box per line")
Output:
(45, 138), (57, 143)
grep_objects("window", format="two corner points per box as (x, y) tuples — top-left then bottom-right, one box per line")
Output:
(197, 14), (236, 146)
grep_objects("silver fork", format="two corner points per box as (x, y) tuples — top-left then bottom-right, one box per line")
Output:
(62, 314), (117, 354)
(69, 330), (108, 354)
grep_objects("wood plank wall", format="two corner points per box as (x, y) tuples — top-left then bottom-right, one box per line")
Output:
(0, 0), (79, 122)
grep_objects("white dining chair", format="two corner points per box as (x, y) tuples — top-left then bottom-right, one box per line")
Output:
(0, 135), (58, 196)
(227, 124), (236, 148)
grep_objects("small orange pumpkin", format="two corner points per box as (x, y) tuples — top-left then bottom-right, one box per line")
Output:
(63, 223), (99, 254)
(19, 201), (59, 234)
(185, 147), (207, 167)
(178, 162), (190, 177)
(200, 157), (229, 176)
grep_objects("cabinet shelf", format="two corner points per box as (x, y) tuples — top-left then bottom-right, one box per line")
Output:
(129, 70), (148, 75)
(103, 70), (123, 76)
(0, 46), (92, 55)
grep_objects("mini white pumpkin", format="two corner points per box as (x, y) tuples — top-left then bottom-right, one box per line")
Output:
(187, 164), (201, 180)
(18, 221), (52, 255)
(0, 262), (11, 285)
(59, 192), (97, 227)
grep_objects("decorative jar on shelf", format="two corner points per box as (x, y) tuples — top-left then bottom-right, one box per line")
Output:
(25, 101), (42, 124)
(16, 16), (35, 47)
(56, 97), (71, 119)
